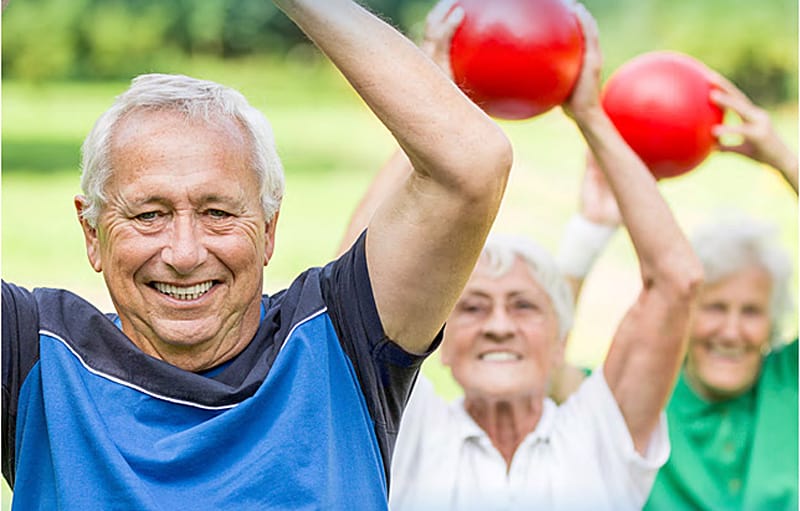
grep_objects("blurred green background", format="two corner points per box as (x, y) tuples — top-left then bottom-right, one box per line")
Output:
(2, 0), (798, 507)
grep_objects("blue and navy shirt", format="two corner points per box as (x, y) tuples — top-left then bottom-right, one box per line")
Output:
(2, 234), (437, 510)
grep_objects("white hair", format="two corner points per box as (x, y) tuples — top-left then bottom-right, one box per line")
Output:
(691, 216), (794, 347)
(481, 234), (575, 340)
(79, 73), (285, 227)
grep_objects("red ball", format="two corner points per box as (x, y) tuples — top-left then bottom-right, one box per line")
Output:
(449, 0), (584, 120)
(601, 51), (724, 179)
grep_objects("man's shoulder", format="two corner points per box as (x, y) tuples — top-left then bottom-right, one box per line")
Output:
(3, 282), (108, 330)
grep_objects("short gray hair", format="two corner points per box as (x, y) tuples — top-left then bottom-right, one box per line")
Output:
(79, 73), (285, 227)
(691, 216), (794, 348)
(481, 234), (575, 340)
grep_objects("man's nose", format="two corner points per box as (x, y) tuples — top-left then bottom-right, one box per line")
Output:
(161, 214), (208, 274)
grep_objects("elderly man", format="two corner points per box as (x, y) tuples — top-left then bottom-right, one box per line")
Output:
(1, 1), (512, 509)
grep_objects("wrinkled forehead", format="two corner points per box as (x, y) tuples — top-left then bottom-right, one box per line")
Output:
(112, 107), (249, 147)
(103, 108), (257, 199)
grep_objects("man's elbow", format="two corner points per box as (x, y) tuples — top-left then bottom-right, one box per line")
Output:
(461, 128), (514, 205)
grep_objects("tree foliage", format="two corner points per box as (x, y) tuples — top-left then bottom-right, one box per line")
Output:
(2, 0), (796, 105)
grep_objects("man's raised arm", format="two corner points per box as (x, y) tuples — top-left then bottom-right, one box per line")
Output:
(274, 0), (513, 353)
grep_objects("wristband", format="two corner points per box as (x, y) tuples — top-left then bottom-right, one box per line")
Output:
(556, 214), (617, 278)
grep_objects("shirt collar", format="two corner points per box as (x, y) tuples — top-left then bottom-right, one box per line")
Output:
(452, 396), (557, 446)
(671, 369), (757, 419)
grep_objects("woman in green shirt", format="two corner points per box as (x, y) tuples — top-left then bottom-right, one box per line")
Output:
(643, 220), (797, 510)
(557, 73), (798, 510)
(642, 71), (798, 511)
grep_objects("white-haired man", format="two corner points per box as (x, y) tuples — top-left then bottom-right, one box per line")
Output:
(1, 0), (512, 508)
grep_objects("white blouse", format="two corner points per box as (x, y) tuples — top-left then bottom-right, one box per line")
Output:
(390, 369), (669, 511)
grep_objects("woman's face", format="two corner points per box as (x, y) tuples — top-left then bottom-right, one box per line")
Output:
(685, 264), (773, 401)
(441, 256), (563, 402)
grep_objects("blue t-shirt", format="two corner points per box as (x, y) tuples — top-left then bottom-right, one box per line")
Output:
(2, 234), (438, 510)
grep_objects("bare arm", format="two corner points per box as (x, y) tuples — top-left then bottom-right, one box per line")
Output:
(336, 150), (413, 256)
(335, 1), (464, 257)
(709, 72), (798, 194)
(563, 6), (703, 453)
(274, 0), (512, 354)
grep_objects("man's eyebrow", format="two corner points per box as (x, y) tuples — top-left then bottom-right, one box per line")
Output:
(125, 193), (245, 206)
(125, 195), (171, 207)
(196, 193), (244, 204)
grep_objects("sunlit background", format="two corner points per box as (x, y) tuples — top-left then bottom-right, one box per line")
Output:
(2, 0), (797, 506)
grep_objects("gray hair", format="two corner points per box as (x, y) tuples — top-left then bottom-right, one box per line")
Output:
(481, 234), (575, 340)
(79, 73), (285, 227)
(691, 216), (794, 348)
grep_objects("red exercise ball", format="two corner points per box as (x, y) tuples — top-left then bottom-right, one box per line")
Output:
(450, 0), (584, 120)
(601, 51), (724, 179)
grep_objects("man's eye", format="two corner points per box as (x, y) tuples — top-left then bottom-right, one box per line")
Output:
(207, 209), (230, 219)
(135, 211), (159, 221)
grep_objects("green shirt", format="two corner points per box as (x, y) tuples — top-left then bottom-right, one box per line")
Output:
(644, 340), (798, 511)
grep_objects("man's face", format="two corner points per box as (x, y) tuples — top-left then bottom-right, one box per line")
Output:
(76, 109), (275, 371)
(441, 255), (563, 401)
(685, 264), (773, 401)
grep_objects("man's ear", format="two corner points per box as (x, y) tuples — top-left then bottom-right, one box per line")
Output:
(263, 210), (280, 266)
(74, 195), (103, 273)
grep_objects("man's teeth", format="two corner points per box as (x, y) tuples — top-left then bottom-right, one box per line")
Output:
(153, 281), (213, 300)
(480, 352), (520, 362)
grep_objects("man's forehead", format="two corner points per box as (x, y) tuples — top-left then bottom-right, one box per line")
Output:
(112, 107), (248, 146)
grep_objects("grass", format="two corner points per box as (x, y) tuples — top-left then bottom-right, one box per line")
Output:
(2, 58), (798, 505)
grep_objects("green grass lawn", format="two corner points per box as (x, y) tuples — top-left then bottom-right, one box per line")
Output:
(2, 58), (798, 506)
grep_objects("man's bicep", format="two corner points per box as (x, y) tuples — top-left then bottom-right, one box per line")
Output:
(365, 179), (490, 354)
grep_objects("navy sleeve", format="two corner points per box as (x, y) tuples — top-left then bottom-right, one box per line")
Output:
(319, 231), (442, 483)
(2, 281), (41, 488)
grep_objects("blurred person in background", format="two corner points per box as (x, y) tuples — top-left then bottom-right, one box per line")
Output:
(559, 73), (798, 511)
(644, 75), (798, 510)
(1, 0), (513, 509)
(338, 2), (703, 509)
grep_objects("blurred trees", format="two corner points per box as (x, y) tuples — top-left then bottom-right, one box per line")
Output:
(2, 0), (797, 105)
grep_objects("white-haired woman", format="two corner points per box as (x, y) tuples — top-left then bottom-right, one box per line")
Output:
(646, 79), (799, 505)
(560, 72), (798, 510)
(338, 3), (703, 509)
(652, 73), (797, 511)
(643, 216), (797, 511)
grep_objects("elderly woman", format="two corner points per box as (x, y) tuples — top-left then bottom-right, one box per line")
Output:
(387, 231), (688, 511)
(338, 2), (703, 509)
(642, 216), (797, 510)
(646, 78), (798, 509)
(559, 71), (798, 510)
